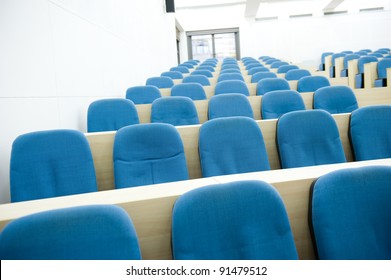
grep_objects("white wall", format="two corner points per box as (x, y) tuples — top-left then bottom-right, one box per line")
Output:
(176, 6), (391, 67)
(0, 0), (177, 203)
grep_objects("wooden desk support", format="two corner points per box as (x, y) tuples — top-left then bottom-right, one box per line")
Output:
(364, 62), (378, 89)
(334, 57), (344, 78)
(348, 59), (359, 88)
(324, 55), (333, 78)
(1, 159), (390, 260)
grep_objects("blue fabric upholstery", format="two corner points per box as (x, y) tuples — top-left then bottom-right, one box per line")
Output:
(261, 90), (305, 119)
(190, 70), (213, 78)
(215, 80), (249, 96)
(297, 76), (330, 93)
(265, 59), (280, 65)
(329, 53), (346, 77)
(245, 62), (262, 70)
(248, 66), (269, 75)
(197, 65), (215, 72)
(251, 71), (276, 83)
(161, 71), (183, 79)
(113, 123), (189, 188)
(277, 65), (299, 74)
(217, 73), (245, 82)
(285, 69), (311, 81)
(319, 52), (333, 71)
(313, 86), (358, 114)
(151, 96), (199, 126)
(199, 117), (270, 177)
(375, 58), (391, 87)
(87, 98), (139, 132)
(349, 105), (391, 161)
(0, 205), (141, 260)
(10, 129), (97, 202)
(256, 78), (290, 95)
(171, 83), (207, 100)
(277, 110), (346, 168)
(309, 166), (391, 260)
(172, 180), (298, 260)
(182, 75), (210, 86)
(146, 76), (174, 89)
(170, 66), (189, 74)
(221, 65), (240, 71)
(126, 85), (161, 104)
(208, 93), (254, 120)
(270, 61), (288, 69)
(220, 68), (241, 74)
(180, 63), (194, 69)
(340, 54), (360, 77)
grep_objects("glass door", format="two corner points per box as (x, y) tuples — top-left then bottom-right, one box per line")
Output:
(191, 35), (213, 62)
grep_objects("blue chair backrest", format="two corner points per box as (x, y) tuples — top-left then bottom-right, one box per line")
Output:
(357, 56), (378, 73)
(248, 66), (269, 75)
(331, 53), (346, 66)
(0, 205), (141, 260)
(217, 73), (244, 82)
(170, 66), (190, 73)
(257, 78), (290, 95)
(146, 76), (174, 89)
(369, 53), (384, 58)
(190, 70), (213, 78)
(208, 93), (254, 120)
(172, 180), (298, 260)
(321, 52), (333, 64)
(297, 76), (330, 93)
(171, 83), (207, 100)
(377, 58), (391, 79)
(197, 65), (215, 72)
(349, 105), (391, 161)
(87, 98), (139, 132)
(182, 75), (210, 86)
(151, 96), (199, 126)
(180, 62), (194, 69)
(245, 62), (262, 70)
(309, 166), (391, 260)
(161, 71), (183, 79)
(199, 117), (270, 177)
(10, 130), (97, 202)
(265, 58), (280, 65)
(313, 85), (358, 114)
(261, 90), (305, 119)
(343, 54), (360, 69)
(221, 64), (240, 71)
(277, 65), (299, 74)
(270, 61), (289, 69)
(215, 80), (249, 96)
(220, 68), (241, 74)
(285, 69), (311, 81)
(126, 85), (161, 104)
(251, 71), (276, 83)
(113, 123), (189, 188)
(277, 110), (346, 168)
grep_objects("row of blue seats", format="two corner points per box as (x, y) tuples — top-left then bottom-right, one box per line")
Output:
(10, 105), (391, 203)
(88, 85), (358, 132)
(2, 162), (390, 259)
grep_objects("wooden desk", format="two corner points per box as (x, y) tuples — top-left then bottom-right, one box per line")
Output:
(1, 159), (390, 260)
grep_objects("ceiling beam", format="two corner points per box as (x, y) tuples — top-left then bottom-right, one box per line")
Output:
(245, 0), (262, 17)
(323, 0), (345, 11)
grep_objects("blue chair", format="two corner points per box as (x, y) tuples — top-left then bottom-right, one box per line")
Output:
(329, 53), (346, 77)
(313, 86), (358, 114)
(151, 96), (199, 126)
(285, 69), (311, 81)
(87, 98), (139, 132)
(113, 123), (189, 188)
(369, 53), (384, 58)
(248, 66), (269, 75)
(349, 105), (391, 161)
(277, 65), (299, 74)
(180, 63), (194, 69)
(217, 73), (244, 82)
(355, 56), (378, 88)
(221, 65), (240, 71)
(199, 117), (270, 177)
(319, 52), (333, 71)
(270, 61), (289, 69)
(245, 62), (262, 70)
(170, 66), (189, 74)
(171, 83), (207, 100)
(10, 130), (97, 202)
(309, 166), (391, 260)
(261, 90), (305, 119)
(126, 85), (161, 104)
(182, 75), (210, 86)
(257, 78), (290, 95)
(215, 80), (249, 96)
(190, 70), (213, 78)
(220, 68), (241, 74)
(161, 71), (183, 79)
(340, 54), (360, 77)
(251, 71), (276, 83)
(185, 60), (198, 65)
(172, 180), (298, 260)
(277, 110), (346, 168)
(197, 65), (215, 72)
(297, 76), (330, 93)
(0, 205), (141, 260)
(208, 93), (254, 120)
(146, 76), (174, 89)
(375, 58), (391, 87)
(265, 59), (280, 65)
